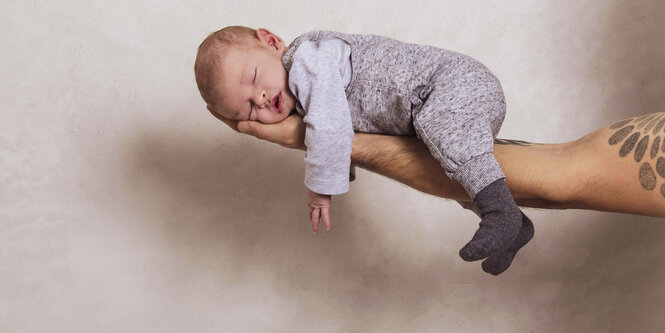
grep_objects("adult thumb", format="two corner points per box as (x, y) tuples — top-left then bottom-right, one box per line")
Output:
(237, 121), (250, 134)
(238, 120), (269, 141)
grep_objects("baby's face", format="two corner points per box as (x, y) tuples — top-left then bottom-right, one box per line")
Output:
(211, 30), (296, 124)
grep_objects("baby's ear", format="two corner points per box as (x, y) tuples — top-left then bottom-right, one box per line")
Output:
(256, 28), (271, 40)
(256, 28), (282, 50)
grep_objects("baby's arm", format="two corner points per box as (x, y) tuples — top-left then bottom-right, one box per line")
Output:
(288, 41), (355, 232)
(289, 42), (354, 196)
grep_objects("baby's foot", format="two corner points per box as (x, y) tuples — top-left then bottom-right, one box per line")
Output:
(481, 211), (534, 275)
(459, 178), (522, 261)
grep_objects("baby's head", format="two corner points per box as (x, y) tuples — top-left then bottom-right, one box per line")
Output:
(194, 26), (296, 124)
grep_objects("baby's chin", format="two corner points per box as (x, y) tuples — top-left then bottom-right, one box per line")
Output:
(263, 114), (290, 124)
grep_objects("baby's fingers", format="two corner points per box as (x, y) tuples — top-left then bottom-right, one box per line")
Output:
(321, 206), (331, 231)
(309, 207), (320, 234)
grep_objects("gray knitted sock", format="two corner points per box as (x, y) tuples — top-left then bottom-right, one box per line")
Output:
(481, 211), (534, 275)
(459, 178), (522, 261)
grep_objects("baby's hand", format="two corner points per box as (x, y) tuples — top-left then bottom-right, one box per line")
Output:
(307, 189), (331, 234)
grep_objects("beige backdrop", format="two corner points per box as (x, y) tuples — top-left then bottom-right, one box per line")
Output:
(2, 1), (665, 332)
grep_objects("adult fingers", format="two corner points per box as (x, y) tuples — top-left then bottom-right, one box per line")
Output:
(321, 206), (331, 231)
(238, 120), (269, 140)
(206, 105), (239, 132)
(238, 120), (293, 148)
(280, 115), (306, 150)
(240, 115), (306, 150)
(219, 117), (240, 132)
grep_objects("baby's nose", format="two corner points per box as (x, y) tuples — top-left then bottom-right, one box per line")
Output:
(263, 96), (272, 108)
(258, 93), (269, 108)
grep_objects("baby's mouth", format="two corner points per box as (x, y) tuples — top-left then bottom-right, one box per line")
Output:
(272, 92), (282, 113)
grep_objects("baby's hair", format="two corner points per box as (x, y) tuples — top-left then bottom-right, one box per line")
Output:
(194, 26), (259, 109)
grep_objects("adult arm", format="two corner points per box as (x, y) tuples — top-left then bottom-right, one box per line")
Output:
(351, 118), (665, 217)
(212, 108), (665, 217)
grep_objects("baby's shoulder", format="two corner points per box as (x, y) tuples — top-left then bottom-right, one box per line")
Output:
(294, 38), (346, 56)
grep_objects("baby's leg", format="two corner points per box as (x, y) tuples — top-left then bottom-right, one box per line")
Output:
(413, 85), (523, 261)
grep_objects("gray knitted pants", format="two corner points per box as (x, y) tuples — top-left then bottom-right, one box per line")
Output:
(412, 56), (507, 199)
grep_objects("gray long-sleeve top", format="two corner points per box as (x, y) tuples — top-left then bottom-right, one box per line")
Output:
(286, 38), (354, 195)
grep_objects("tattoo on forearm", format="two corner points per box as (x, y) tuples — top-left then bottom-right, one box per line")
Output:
(608, 112), (665, 197)
(494, 138), (535, 146)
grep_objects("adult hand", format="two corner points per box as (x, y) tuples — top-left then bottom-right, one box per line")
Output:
(206, 105), (306, 151)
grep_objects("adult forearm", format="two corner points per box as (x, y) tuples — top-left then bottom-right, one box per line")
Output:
(351, 133), (468, 200)
(350, 133), (571, 209)
(350, 113), (665, 217)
